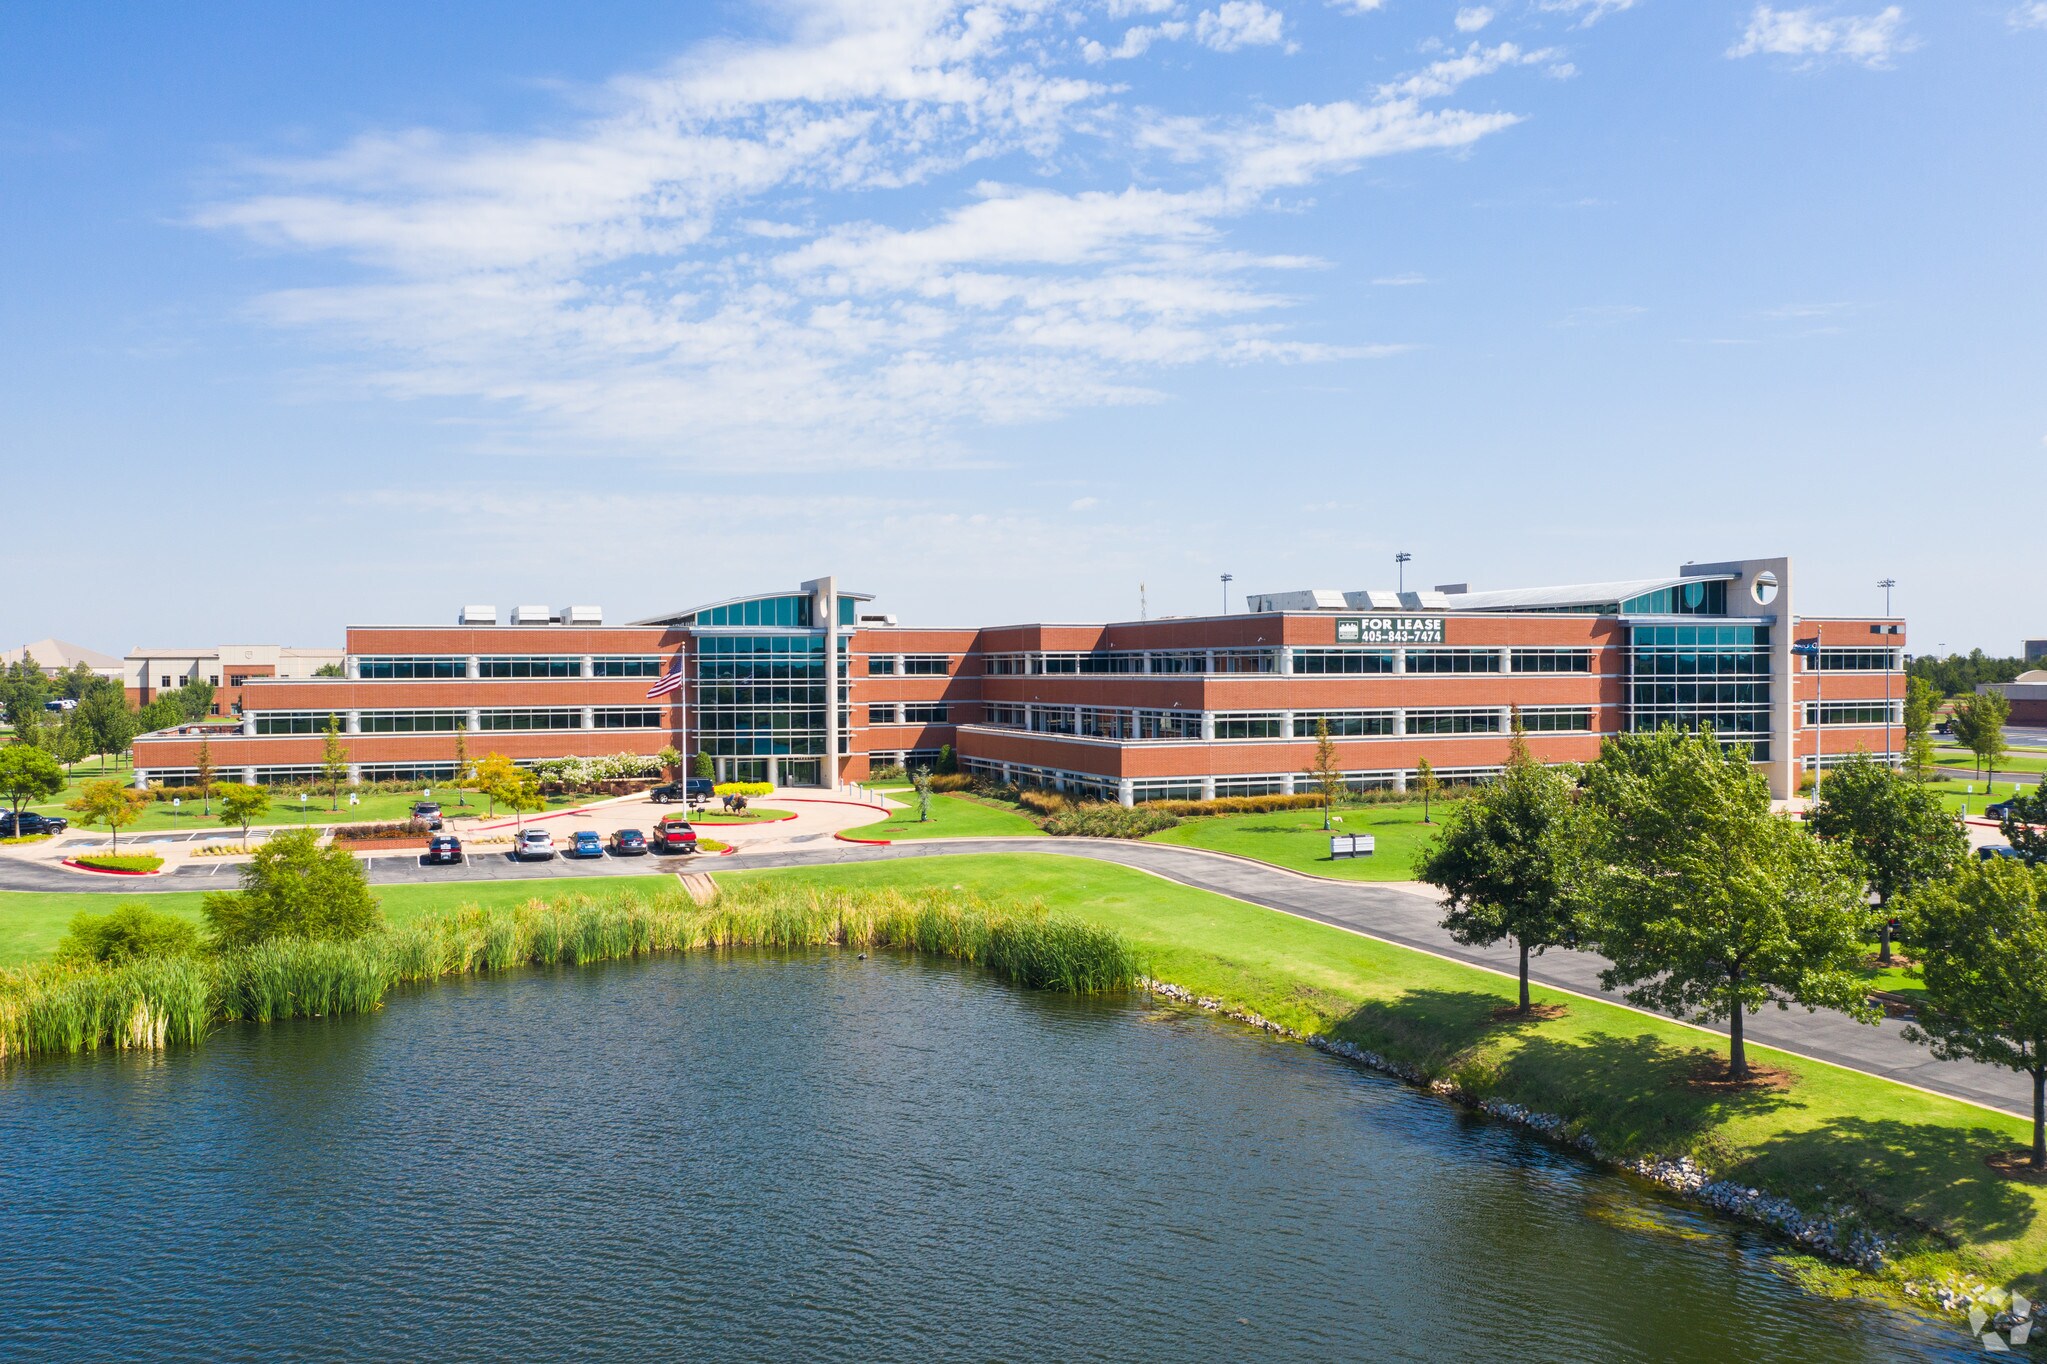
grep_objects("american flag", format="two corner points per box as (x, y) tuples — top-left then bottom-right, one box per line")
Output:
(646, 669), (686, 699)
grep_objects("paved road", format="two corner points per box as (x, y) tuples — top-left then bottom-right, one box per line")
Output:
(5, 833), (2032, 1120)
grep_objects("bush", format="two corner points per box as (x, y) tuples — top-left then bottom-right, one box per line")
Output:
(1143, 793), (1328, 817)
(328, 820), (432, 843)
(202, 828), (383, 949)
(1015, 788), (1070, 816)
(866, 763), (907, 782)
(696, 838), (731, 853)
(926, 772), (974, 793)
(56, 903), (200, 965)
(713, 782), (774, 797)
(1042, 804), (1180, 838)
(530, 752), (665, 787)
(71, 853), (164, 873)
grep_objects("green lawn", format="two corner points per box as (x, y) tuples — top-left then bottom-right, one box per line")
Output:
(31, 773), (579, 834)
(724, 853), (2047, 1294)
(1934, 748), (2047, 777)
(1914, 778), (2035, 819)
(685, 806), (795, 825)
(856, 793), (1042, 840)
(0, 876), (678, 967)
(1145, 800), (1452, 881)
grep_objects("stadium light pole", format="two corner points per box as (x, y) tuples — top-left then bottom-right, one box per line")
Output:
(1395, 551), (1412, 593)
(1220, 573), (1233, 616)
(1880, 578), (1897, 763)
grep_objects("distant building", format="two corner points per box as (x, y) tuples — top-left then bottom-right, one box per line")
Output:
(1983, 670), (2047, 725)
(125, 646), (345, 716)
(0, 638), (123, 681)
(2026, 639), (2046, 663)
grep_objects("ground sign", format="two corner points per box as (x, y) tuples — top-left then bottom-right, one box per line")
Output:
(1329, 833), (1377, 859)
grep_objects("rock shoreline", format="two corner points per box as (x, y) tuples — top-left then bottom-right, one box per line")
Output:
(1139, 977), (1895, 1274)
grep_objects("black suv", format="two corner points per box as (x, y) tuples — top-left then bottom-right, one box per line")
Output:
(0, 811), (68, 837)
(411, 802), (444, 830)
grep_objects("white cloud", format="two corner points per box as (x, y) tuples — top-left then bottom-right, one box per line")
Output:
(1070, 495), (1101, 510)
(2009, 2), (2047, 27)
(1195, 1), (1287, 50)
(1727, 5), (1917, 68)
(1326, 0), (1386, 12)
(1535, 0), (1640, 26)
(196, 0), (1538, 468)
(1455, 7), (1496, 32)
(1372, 271), (1427, 285)
(1083, 19), (1190, 62)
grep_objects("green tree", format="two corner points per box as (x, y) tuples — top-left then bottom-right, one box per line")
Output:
(693, 750), (715, 781)
(193, 738), (216, 816)
(312, 661), (345, 677)
(9, 705), (47, 751)
(77, 686), (135, 770)
(1413, 756), (1440, 824)
(1901, 676), (1942, 783)
(57, 661), (101, 701)
(2001, 782), (2047, 867)
(0, 655), (51, 731)
(55, 902), (200, 965)
(202, 827), (383, 949)
(53, 710), (92, 773)
(320, 713), (351, 811)
(1305, 717), (1345, 830)
(504, 768), (547, 828)
(937, 743), (957, 775)
(1950, 688), (2011, 789)
(1580, 728), (1878, 1081)
(656, 744), (682, 780)
(911, 765), (933, 823)
(217, 782), (270, 842)
(176, 676), (216, 721)
(1904, 858), (2047, 1168)
(1416, 740), (1585, 1013)
(0, 743), (65, 827)
(67, 777), (149, 852)
(1807, 751), (1968, 962)
(451, 722), (471, 807)
(1908, 650), (2030, 698)
(471, 751), (523, 817)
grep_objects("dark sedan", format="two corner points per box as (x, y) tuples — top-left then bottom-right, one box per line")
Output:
(608, 828), (649, 856)
(425, 834), (464, 865)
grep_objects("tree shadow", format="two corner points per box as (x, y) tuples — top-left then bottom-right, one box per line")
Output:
(1331, 987), (1562, 1074)
(1741, 1115), (2044, 1250)
(1496, 1031), (1800, 1155)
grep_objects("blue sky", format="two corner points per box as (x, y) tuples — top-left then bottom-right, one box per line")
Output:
(3, 0), (2040, 652)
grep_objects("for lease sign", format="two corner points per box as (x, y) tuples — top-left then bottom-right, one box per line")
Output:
(1335, 616), (1445, 645)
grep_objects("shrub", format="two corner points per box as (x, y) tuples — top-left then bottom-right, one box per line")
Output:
(1142, 793), (1328, 817)
(55, 903), (201, 965)
(867, 763), (907, 782)
(328, 819), (432, 843)
(713, 782), (774, 797)
(71, 853), (163, 873)
(926, 772), (974, 793)
(1042, 804), (1180, 838)
(697, 838), (731, 853)
(1015, 788), (1070, 816)
(202, 828), (384, 950)
(530, 752), (665, 787)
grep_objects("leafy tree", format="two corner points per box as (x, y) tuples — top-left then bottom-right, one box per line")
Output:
(0, 654), (51, 730)
(1950, 688), (2011, 788)
(67, 777), (149, 852)
(656, 745), (681, 780)
(57, 661), (102, 701)
(1807, 751), (1968, 962)
(0, 744), (65, 827)
(172, 676), (216, 722)
(217, 782), (270, 842)
(451, 722), (471, 806)
(1901, 676), (1943, 783)
(1579, 728), (1878, 1080)
(471, 752), (524, 817)
(77, 686), (135, 770)
(312, 661), (345, 678)
(1904, 858), (2047, 1168)
(53, 710), (92, 772)
(911, 766), (933, 822)
(1908, 650), (2030, 698)
(1305, 717), (1345, 830)
(55, 902), (200, 964)
(693, 750), (715, 781)
(319, 713), (351, 811)
(193, 739), (216, 815)
(504, 769), (547, 828)
(2001, 782), (2047, 867)
(1413, 756), (1440, 824)
(1416, 740), (1585, 1013)
(937, 743), (957, 775)
(9, 706), (47, 751)
(202, 827), (383, 949)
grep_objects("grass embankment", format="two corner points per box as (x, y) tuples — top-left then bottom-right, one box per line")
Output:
(1935, 747), (2047, 777)
(725, 854), (2047, 1295)
(858, 793), (1042, 840)
(0, 881), (1138, 1062)
(0, 878), (678, 967)
(1145, 801), (1450, 881)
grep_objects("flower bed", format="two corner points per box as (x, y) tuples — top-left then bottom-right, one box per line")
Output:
(64, 854), (165, 875)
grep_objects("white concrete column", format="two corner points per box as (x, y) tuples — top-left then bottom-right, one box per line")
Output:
(242, 714), (256, 737)
(1204, 649), (1216, 673)
(580, 655), (594, 679)
(1392, 649), (1408, 675)
(467, 707), (481, 732)
(1200, 712), (1216, 741)
(581, 706), (596, 730)
(1393, 770), (1409, 793)
(1117, 778), (1135, 808)
(1278, 647), (1294, 676)
(1200, 775), (1216, 800)
(1497, 646), (1514, 674)
(1141, 652), (1153, 675)
(1281, 773), (1297, 795)
(1391, 708), (1407, 737)
(241, 766), (258, 784)
(347, 763), (363, 783)
(466, 655), (480, 680)
(132, 769), (150, 790)
(345, 710), (361, 735)
(1498, 706), (1514, 734)
(1280, 709), (1296, 739)
(345, 657), (360, 680)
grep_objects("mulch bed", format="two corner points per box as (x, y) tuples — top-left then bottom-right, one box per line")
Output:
(1684, 1058), (1796, 1093)
(1490, 1002), (1569, 1023)
(1985, 1150), (2047, 1184)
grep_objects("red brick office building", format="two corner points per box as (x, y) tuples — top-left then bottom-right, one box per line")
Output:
(131, 558), (1905, 802)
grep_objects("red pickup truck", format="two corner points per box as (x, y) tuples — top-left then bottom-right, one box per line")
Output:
(650, 818), (700, 854)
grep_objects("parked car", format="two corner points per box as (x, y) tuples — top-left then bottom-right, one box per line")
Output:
(426, 834), (464, 865)
(687, 777), (715, 800)
(0, 812), (68, 837)
(411, 801), (444, 830)
(568, 830), (604, 859)
(651, 778), (718, 803)
(515, 828), (556, 860)
(649, 819), (700, 855)
(42, 698), (77, 713)
(608, 828), (648, 856)
(1979, 844), (2024, 861)
(1985, 798), (2018, 822)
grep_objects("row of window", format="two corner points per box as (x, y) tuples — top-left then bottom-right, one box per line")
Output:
(958, 758), (1508, 805)
(1805, 702), (1900, 726)
(865, 655), (953, 676)
(972, 705), (1597, 740)
(253, 708), (664, 734)
(1810, 649), (1900, 672)
(867, 704), (952, 724)
(352, 654), (673, 679)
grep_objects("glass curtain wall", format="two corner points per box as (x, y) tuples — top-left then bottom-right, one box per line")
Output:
(693, 633), (829, 784)
(1626, 624), (1772, 760)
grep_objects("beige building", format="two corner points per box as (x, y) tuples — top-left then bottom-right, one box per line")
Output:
(126, 645), (345, 715)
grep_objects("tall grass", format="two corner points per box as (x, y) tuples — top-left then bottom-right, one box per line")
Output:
(0, 883), (1141, 1063)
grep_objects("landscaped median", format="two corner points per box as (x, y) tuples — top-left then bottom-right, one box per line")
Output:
(718, 853), (2047, 1306)
(61, 854), (164, 876)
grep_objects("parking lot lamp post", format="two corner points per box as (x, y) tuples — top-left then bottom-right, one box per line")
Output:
(1220, 573), (1232, 616)
(1395, 551), (1412, 593)
(1879, 578), (1897, 765)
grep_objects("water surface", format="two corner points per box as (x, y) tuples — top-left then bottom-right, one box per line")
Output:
(0, 953), (1970, 1360)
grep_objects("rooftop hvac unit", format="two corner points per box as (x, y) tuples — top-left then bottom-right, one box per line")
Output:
(856, 612), (898, 627)
(512, 604), (554, 626)
(459, 605), (498, 625)
(561, 605), (603, 626)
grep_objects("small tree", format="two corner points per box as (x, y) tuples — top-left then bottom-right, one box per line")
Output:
(1951, 689), (2011, 789)
(1305, 717), (1344, 830)
(1580, 728), (1878, 1080)
(471, 752), (523, 817)
(68, 777), (149, 853)
(656, 745), (682, 781)
(693, 750), (715, 781)
(203, 827), (383, 949)
(505, 769), (547, 829)
(320, 713), (350, 811)
(1413, 756), (1441, 824)
(910, 766), (933, 823)
(450, 722), (471, 807)
(1416, 744), (1585, 1013)
(0, 743), (65, 828)
(937, 743), (957, 775)
(53, 711), (92, 773)
(1902, 676), (1941, 785)
(217, 782), (270, 843)
(78, 687), (135, 770)
(2001, 783), (2047, 867)
(56, 902), (200, 964)
(193, 739), (216, 816)
(1904, 858), (2047, 1168)
(1807, 751), (1968, 963)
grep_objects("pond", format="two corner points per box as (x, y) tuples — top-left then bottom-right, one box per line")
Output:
(0, 952), (1970, 1360)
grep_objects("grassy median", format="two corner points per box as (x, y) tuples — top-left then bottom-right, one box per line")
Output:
(857, 793), (1041, 840)
(1143, 800), (1447, 880)
(721, 852), (2047, 1296)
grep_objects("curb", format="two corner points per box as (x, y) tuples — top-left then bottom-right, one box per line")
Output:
(833, 831), (893, 845)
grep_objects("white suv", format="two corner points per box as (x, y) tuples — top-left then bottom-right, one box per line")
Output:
(515, 828), (556, 860)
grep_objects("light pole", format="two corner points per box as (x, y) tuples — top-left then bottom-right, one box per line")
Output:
(1220, 573), (1233, 616)
(1879, 578), (1897, 765)
(1395, 551), (1412, 593)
